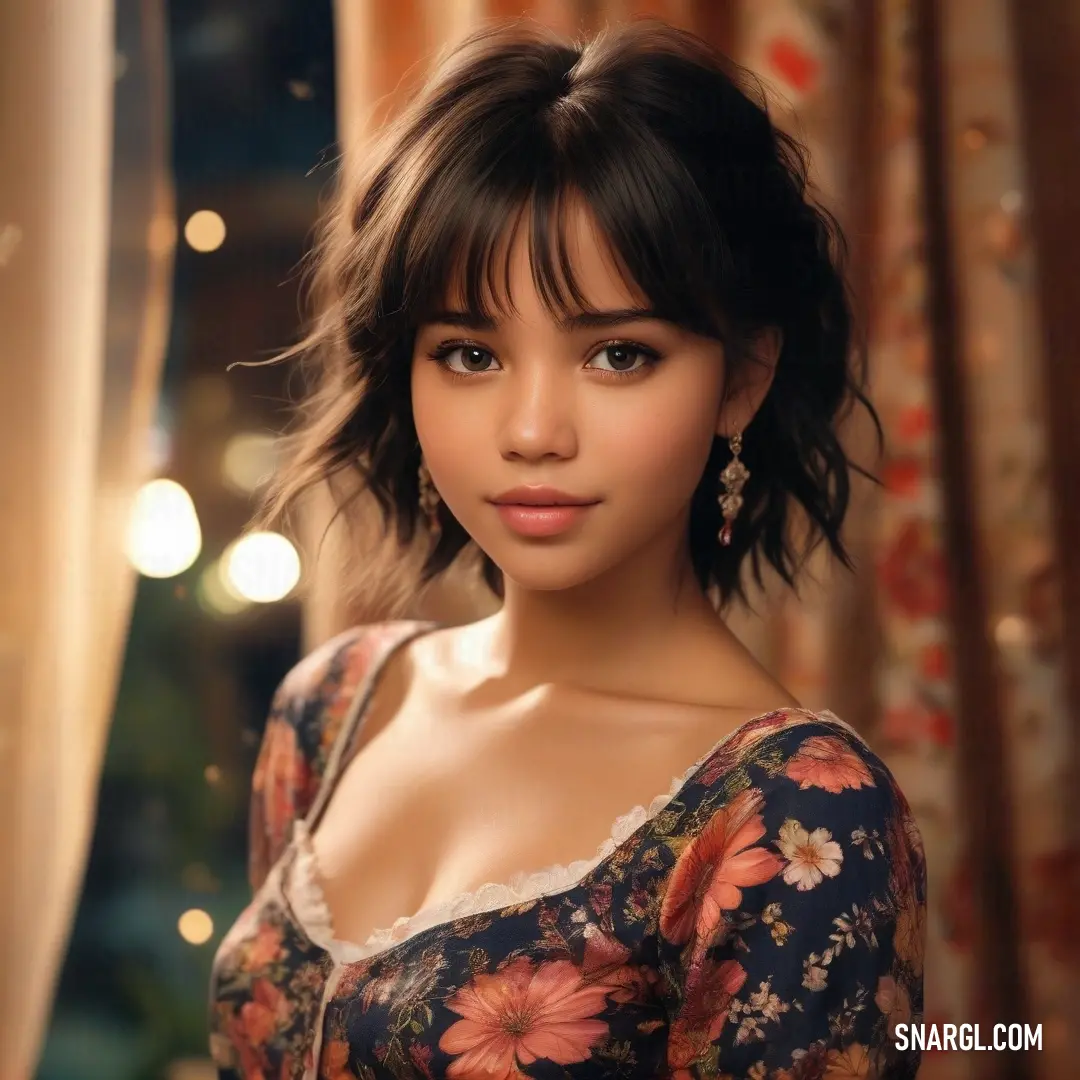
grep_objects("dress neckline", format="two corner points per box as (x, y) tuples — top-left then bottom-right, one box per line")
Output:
(284, 620), (864, 967)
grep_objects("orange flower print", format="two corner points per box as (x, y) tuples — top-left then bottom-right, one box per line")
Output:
(777, 820), (843, 891)
(784, 736), (875, 793)
(660, 787), (783, 951)
(321, 1037), (352, 1080)
(244, 923), (286, 970)
(238, 978), (290, 1047)
(225, 1016), (271, 1080)
(439, 956), (615, 1080)
(824, 1041), (873, 1077)
(581, 924), (636, 998)
(253, 720), (312, 849)
(875, 975), (912, 1041)
(667, 958), (747, 1074)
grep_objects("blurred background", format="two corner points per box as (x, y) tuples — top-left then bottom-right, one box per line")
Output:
(1, 0), (1077, 1078)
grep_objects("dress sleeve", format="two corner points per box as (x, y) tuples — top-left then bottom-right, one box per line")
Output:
(247, 626), (368, 892)
(656, 723), (926, 1080)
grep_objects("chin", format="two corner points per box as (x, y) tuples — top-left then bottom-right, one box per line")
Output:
(483, 543), (616, 594)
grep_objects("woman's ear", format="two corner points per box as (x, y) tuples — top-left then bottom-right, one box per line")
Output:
(716, 326), (783, 437)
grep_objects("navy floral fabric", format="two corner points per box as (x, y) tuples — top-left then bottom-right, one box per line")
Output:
(210, 622), (926, 1080)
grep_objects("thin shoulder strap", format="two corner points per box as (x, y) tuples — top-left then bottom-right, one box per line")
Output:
(303, 620), (438, 829)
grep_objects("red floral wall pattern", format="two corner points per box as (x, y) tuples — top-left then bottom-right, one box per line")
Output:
(940, 0), (1073, 1071)
(869, 5), (968, 1073)
(738, 3), (973, 1076)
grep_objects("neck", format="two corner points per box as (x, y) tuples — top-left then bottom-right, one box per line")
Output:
(485, 529), (727, 694)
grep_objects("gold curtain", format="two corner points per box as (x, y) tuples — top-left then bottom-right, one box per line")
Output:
(0, 0), (172, 1074)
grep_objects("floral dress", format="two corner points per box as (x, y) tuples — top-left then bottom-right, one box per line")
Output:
(209, 621), (926, 1080)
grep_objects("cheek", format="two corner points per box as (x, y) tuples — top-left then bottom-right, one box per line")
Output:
(597, 379), (720, 496)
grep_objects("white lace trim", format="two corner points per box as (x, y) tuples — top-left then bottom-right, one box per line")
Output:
(284, 708), (855, 966)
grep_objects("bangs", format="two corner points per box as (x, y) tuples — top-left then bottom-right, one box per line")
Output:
(386, 103), (731, 337)
(411, 182), (602, 328)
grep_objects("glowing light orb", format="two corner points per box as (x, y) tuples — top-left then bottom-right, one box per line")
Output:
(184, 209), (226, 252)
(126, 479), (202, 579)
(178, 908), (214, 945)
(221, 432), (277, 494)
(223, 531), (300, 603)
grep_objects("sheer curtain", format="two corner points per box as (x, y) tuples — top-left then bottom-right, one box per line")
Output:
(0, 1), (172, 1075)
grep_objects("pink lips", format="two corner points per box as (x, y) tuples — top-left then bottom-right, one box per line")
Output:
(488, 486), (600, 538)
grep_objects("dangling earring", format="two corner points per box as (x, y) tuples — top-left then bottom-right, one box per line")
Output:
(417, 457), (441, 534)
(718, 432), (749, 547)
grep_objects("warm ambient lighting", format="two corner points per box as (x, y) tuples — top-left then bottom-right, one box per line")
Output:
(184, 209), (227, 252)
(221, 432), (277, 494)
(994, 614), (1030, 648)
(197, 559), (251, 617)
(223, 531), (301, 603)
(178, 908), (214, 945)
(126, 480), (202, 578)
(148, 214), (178, 257)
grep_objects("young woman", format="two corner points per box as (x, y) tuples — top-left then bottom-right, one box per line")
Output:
(210, 17), (926, 1080)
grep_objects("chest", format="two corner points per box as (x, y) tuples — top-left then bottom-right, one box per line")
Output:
(307, 687), (720, 953)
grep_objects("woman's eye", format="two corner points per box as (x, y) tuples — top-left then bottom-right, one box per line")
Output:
(439, 345), (499, 374)
(587, 344), (655, 374)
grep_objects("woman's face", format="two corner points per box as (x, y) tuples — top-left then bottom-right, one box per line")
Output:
(410, 200), (733, 594)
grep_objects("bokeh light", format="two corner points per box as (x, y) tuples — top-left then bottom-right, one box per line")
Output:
(995, 614), (1030, 648)
(222, 531), (301, 603)
(183, 209), (226, 252)
(221, 432), (278, 495)
(177, 909), (214, 946)
(125, 480), (202, 579)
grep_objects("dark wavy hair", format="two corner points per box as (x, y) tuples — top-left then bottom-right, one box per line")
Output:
(253, 17), (879, 606)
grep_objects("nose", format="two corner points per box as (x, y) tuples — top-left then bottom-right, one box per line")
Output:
(497, 365), (578, 463)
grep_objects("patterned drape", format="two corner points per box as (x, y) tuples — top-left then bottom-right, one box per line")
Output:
(732, 1), (1074, 1077)
(861, 2), (969, 1071)
(933, 0), (1072, 1072)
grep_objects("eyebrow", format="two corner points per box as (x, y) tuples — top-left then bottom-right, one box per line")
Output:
(422, 307), (661, 331)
